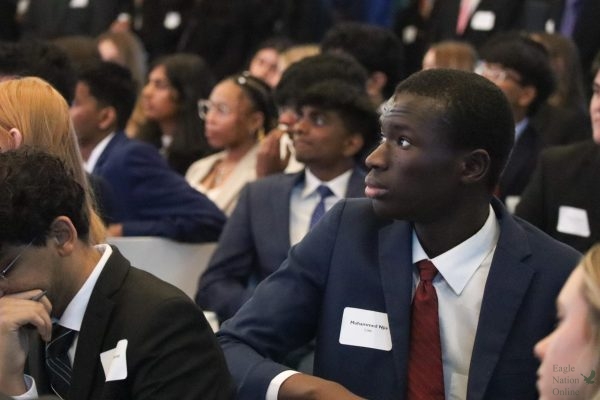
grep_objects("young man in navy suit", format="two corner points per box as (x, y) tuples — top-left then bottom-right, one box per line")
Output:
(196, 79), (379, 323)
(217, 69), (581, 399)
(70, 61), (225, 242)
(0, 149), (233, 399)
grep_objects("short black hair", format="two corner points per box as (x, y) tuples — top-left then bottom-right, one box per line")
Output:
(78, 61), (137, 130)
(0, 40), (76, 103)
(321, 22), (406, 99)
(230, 72), (278, 131)
(275, 52), (368, 108)
(395, 69), (515, 189)
(592, 50), (600, 76)
(479, 32), (555, 116)
(0, 148), (89, 247)
(296, 79), (379, 167)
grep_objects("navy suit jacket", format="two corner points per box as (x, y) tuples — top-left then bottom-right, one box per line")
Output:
(26, 246), (234, 399)
(196, 168), (366, 322)
(92, 131), (225, 242)
(516, 140), (600, 253)
(218, 198), (580, 400)
(498, 122), (543, 201)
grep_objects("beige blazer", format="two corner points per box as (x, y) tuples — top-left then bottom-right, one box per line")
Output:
(185, 144), (259, 216)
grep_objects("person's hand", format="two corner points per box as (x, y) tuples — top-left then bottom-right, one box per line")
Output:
(279, 373), (366, 400)
(256, 128), (292, 178)
(0, 290), (52, 395)
(107, 223), (123, 237)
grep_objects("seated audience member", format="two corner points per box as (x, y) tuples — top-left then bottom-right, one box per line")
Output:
(0, 77), (106, 244)
(277, 44), (321, 74)
(217, 69), (580, 399)
(477, 33), (555, 210)
(529, 32), (592, 146)
(0, 148), (234, 399)
(422, 40), (477, 71)
(97, 30), (148, 92)
(70, 61), (226, 242)
(136, 53), (216, 175)
(196, 79), (379, 323)
(246, 37), (292, 88)
(535, 243), (600, 400)
(321, 22), (406, 108)
(256, 52), (369, 178)
(186, 73), (278, 215)
(515, 54), (600, 253)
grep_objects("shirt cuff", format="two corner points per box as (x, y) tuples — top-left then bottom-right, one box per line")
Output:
(265, 370), (299, 400)
(11, 375), (38, 399)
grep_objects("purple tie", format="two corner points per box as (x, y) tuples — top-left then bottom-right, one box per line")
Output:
(560, 0), (582, 37)
(309, 185), (333, 229)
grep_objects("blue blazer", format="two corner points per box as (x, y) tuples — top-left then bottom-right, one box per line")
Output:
(92, 131), (226, 242)
(196, 168), (366, 322)
(218, 198), (580, 400)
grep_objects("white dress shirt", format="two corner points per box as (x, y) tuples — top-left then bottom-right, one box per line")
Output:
(288, 168), (352, 245)
(412, 205), (499, 399)
(84, 133), (115, 173)
(16, 245), (112, 399)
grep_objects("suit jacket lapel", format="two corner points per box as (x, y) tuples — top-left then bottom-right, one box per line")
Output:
(378, 221), (413, 398)
(93, 131), (126, 174)
(270, 172), (302, 248)
(69, 247), (129, 399)
(467, 200), (535, 400)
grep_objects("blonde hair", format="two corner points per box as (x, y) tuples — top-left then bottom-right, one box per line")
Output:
(0, 77), (106, 243)
(581, 244), (600, 398)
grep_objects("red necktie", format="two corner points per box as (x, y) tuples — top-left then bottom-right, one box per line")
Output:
(407, 260), (445, 400)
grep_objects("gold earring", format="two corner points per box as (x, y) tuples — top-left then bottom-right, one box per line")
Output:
(257, 127), (265, 141)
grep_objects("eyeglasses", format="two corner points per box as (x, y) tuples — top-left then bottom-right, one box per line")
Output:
(475, 62), (522, 84)
(0, 240), (33, 280)
(198, 99), (233, 120)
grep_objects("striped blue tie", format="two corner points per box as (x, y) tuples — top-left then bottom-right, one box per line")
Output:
(45, 324), (76, 399)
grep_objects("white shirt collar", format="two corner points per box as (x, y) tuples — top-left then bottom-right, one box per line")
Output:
(84, 132), (115, 173)
(412, 204), (499, 295)
(58, 244), (112, 331)
(300, 168), (353, 199)
(514, 117), (529, 142)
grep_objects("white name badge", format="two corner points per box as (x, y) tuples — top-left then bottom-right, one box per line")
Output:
(557, 206), (591, 237)
(163, 12), (181, 30)
(100, 339), (128, 381)
(470, 10), (495, 31)
(545, 19), (556, 34)
(403, 25), (417, 44)
(69, 0), (88, 8)
(339, 307), (392, 351)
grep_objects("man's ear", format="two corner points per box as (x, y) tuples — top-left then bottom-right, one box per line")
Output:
(366, 71), (388, 99)
(518, 85), (537, 109)
(342, 133), (365, 158)
(98, 106), (118, 131)
(461, 149), (491, 185)
(49, 216), (78, 256)
(8, 128), (23, 149)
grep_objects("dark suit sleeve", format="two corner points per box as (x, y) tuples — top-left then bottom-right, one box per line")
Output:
(131, 296), (234, 399)
(196, 184), (258, 322)
(514, 152), (548, 231)
(105, 142), (226, 242)
(217, 201), (346, 399)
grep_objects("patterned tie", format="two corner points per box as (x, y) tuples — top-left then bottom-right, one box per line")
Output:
(407, 260), (445, 400)
(309, 185), (334, 229)
(46, 324), (76, 399)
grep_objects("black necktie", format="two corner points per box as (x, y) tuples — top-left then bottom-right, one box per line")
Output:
(309, 185), (334, 229)
(46, 324), (76, 399)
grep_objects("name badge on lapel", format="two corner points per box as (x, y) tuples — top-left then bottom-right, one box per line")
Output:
(470, 10), (495, 31)
(339, 307), (392, 351)
(69, 0), (89, 8)
(100, 339), (128, 381)
(557, 206), (591, 237)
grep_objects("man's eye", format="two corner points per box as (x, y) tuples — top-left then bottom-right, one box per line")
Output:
(397, 138), (411, 148)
